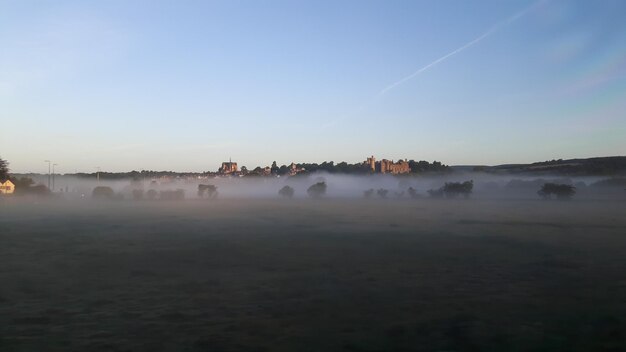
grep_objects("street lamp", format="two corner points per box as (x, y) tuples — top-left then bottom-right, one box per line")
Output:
(44, 160), (51, 190)
(52, 163), (58, 191)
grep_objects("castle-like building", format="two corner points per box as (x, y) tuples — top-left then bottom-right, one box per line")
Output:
(365, 156), (411, 174)
(219, 160), (238, 174)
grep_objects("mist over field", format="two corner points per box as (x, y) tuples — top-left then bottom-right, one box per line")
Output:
(14, 171), (626, 201)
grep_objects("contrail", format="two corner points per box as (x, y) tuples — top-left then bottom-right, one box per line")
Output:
(377, 0), (545, 97)
(321, 0), (545, 130)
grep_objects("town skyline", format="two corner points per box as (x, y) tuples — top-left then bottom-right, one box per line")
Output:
(5, 155), (434, 175)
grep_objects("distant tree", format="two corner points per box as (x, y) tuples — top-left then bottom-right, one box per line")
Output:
(363, 188), (375, 198)
(198, 184), (218, 199)
(198, 185), (205, 197)
(335, 161), (349, 173)
(0, 156), (8, 180)
(377, 188), (389, 198)
(278, 165), (289, 175)
(240, 166), (248, 174)
(538, 183), (575, 200)
(408, 160), (450, 173)
(11, 177), (35, 192)
(307, 182), (327, 198)
(442, 180), (473, 198)
(10, 177), (49, 196)
(320, 161), (334, 173)
(271, 161), (279, 174)
(293, 161), (371, 175)
(407, 187), (419, 199)
(92, 186), (114, 199)
(278, 185), (295, 198)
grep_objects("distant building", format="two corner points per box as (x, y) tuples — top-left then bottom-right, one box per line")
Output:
(366, 156), (376, 171)
(364, 156), (411, 174)
(289, 162), (305, 176)
(0, 180), (15, 194)
(379, 159), (411, 174)
(219, 160), (238, 174)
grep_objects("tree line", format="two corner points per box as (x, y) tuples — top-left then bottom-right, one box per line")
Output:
(253, 159), (451, 176)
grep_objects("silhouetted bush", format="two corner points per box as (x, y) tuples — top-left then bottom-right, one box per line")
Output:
(407, 187), (419, 199)
(92, 186), (114, 199)
(377, 188), (389, 198)
(427, 181), (473, 199)
(307, 182), (327, 198)
(538, 183), (575, 200)
(198, 184), (218, 199)
(10, 177), (51, 196)
(443, 180), (473, 198)
(363, 188), (375, 198)
(11, 177), (33, 189)
(278, 185), (294, 198)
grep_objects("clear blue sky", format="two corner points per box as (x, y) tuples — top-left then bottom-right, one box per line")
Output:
(1, 0), (625, 173)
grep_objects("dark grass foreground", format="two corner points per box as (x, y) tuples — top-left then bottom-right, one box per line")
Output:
(0, 199), (625, 351)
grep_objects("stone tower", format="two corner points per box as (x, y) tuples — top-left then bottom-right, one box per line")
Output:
(366, 156), (376, 172)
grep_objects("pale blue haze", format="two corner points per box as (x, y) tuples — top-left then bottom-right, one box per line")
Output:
(1, 0), (625, 172)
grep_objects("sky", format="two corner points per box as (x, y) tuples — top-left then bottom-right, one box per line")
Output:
(1, 0), (625, 173)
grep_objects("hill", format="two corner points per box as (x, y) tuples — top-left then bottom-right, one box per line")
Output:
(469, 156), (626, 176)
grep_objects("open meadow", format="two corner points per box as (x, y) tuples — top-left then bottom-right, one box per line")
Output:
(1, 197), (625, 351)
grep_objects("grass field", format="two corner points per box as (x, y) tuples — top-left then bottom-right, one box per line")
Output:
(1, 198), (625, 351)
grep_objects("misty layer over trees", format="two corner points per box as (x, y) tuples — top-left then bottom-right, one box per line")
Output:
(6, 171), (625, 202)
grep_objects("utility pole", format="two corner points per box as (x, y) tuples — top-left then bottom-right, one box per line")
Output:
(44, 160), (51, 190)
(52, 163), (58, 191)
